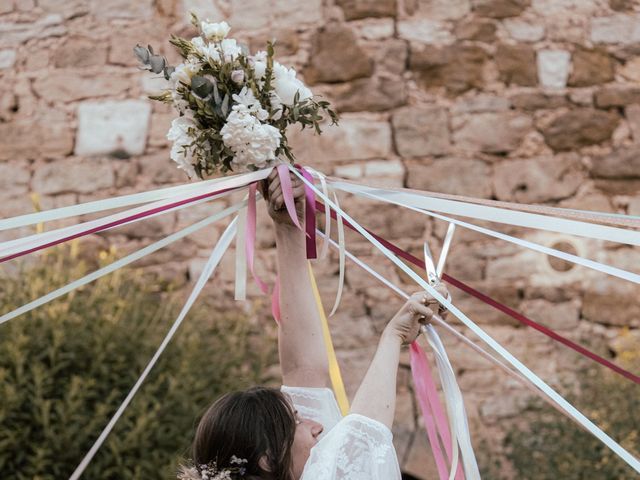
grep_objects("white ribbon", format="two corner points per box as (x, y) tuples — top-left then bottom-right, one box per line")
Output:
(354, 190), (640, 285)
(305, 167), (332, 260)
(234, 200), (248, 301)
(0, 169), (270, 260)
(293, 166), (640, 474)
(0, 170), (253, 231)
(329, 191), (346, 317)
(0, 202), (245, 326)
(424, 325), (481, 480)
(69, 215), (238, 480)
(329, 180), (640, 247)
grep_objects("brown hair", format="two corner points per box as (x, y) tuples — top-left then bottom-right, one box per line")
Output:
(192, 386), (296, 480)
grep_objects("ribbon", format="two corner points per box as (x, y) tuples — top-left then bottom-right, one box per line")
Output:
(293, 167), (640, 474)
(276, 164), (302, 231)
(315, 201), (640, 386)
(234, 202), (248, 301)
(69, 215), (238, 480)
(410, 342), (456, 480)
(329, 191), (346, 317)
(0, 202), (245, 326)
(351, 189), (640, 285)
(329, 179), (640, 247)
(308, 263), (350, 415)
(246, 183), (269, 294)
(299, 167), (317, 259)
(424, 326), (480, 480)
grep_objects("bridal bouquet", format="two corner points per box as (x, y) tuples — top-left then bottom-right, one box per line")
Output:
(134, 14), (338, 179)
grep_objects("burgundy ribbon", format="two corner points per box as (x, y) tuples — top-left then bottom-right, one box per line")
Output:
(315, 201), (640, 386)
(299, 166), (317, 260)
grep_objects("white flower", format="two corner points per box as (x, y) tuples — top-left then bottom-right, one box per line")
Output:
(169, 58), (201, 88)
(200, 20), (230, 41)
(232, 86), (269, 121)
(219, 38), (242, 61)
(190, 36), (221, 63)
(221, 108), (281, 169)
(167, 115), (198, 178)
(272, 62), (313, 106)
(230, 69), (245, 85)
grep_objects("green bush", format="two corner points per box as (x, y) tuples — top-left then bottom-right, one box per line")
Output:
(0, 246), (277, 479)
(491, 345), (640, 479)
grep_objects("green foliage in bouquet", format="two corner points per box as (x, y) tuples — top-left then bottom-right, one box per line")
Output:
(0, 246), (277, 479)
(480, 347), (639, 479)
(134, 13), (338, 179)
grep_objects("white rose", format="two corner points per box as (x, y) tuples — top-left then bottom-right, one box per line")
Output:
(253, 60), (266, 80)
(220, 38), (242, 61)
(272, 65), (313, 106)
(200, 20), (230, 41)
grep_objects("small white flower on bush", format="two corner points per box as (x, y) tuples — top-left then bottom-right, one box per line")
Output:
(200, 20), (230, 41)
(272, 63), (312, 106)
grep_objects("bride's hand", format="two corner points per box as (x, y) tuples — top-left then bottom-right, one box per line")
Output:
(259, 167), (305, 228)
(384, 286), (449, 345)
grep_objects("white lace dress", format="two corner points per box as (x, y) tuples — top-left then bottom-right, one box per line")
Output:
(281, 386), (401, 480)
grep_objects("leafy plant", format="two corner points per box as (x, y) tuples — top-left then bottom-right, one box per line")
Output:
(0, 245), (277, 479)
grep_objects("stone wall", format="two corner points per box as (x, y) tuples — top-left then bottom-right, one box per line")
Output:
(1, 0), (640, 477)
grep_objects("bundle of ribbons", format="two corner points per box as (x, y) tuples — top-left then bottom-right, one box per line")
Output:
(1, 165), (639, 480)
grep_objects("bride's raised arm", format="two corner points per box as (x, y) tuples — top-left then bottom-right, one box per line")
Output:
(262, 168), (330, 389)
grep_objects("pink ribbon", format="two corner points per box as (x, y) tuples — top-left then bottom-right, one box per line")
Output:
(276, 164), (302, 231)
(411, 342), (465, 480)
(246, 183), (269, 294)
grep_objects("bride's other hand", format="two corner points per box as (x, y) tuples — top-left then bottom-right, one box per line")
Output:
(260, 167), (305, 227)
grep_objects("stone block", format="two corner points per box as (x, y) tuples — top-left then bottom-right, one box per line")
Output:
(568, 47), (615, 87)
(472, 0), (530, 18)
(33, 72), (130, 103)
(590, 14), (640, 44)
(75, 100), (152, 157)
(455, 18), (497, 42)
(520, 299), (579, 330)
(594, 86), (640, 107)
(178, 0), (225, 25)
(329, 74), (407, 112)
(627, 104), (640, 143)
(336, 0), (396, 20)
(90, 0), (153, 18)
(286, 117), (392, 168)
(398, 18), (452, 44)
(0, 0), (12, 13)
(0, 111), (74, 161)
(503, 18), (545, 42)
(590, 146), (640, 178)
(229, 0), (323, 30)
(540, 109), (619, 151)
(348, 18), (395, 40)
(364, 38), (408, 75)
(583, 273), (640, 327)
(32, 157), (115, 195)
(452, 94), (510, 114)
(392, 106), (450, 157)
(410, 43), (489, 94)
(39, 0), (89, 19)
(411, 0), (471, 21)
(510, 92), (569, 111)
(537, 49), (571, 89)
(406, 158), (493, 198)
(305, 23), (374, 84)
(52, 36), (108, 68)
(0, 49), (16, 69)
(0, 161), (30, 198)
(249, 29), (299, 57)
(452, 112), (532, 154)
(496, 44), (538, 87)
(493, 155), (584, 203)
(0, 14), (67, 49)
(619, 56), (640, 82)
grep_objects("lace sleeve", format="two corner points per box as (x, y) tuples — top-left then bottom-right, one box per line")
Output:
(300, 414), (401, 480)
(281, 386), (343, 436)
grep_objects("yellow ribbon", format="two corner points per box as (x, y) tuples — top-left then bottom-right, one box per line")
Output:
(308, 262), (350, 415)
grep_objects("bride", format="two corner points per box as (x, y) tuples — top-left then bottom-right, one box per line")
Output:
(184, 168), (448, 480)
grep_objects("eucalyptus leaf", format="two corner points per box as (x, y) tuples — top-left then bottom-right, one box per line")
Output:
(221, 93), (229, 118)
(133, 44), (150, 64)
(191, 75), (214, 98)
(148, 55), (166, 74)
